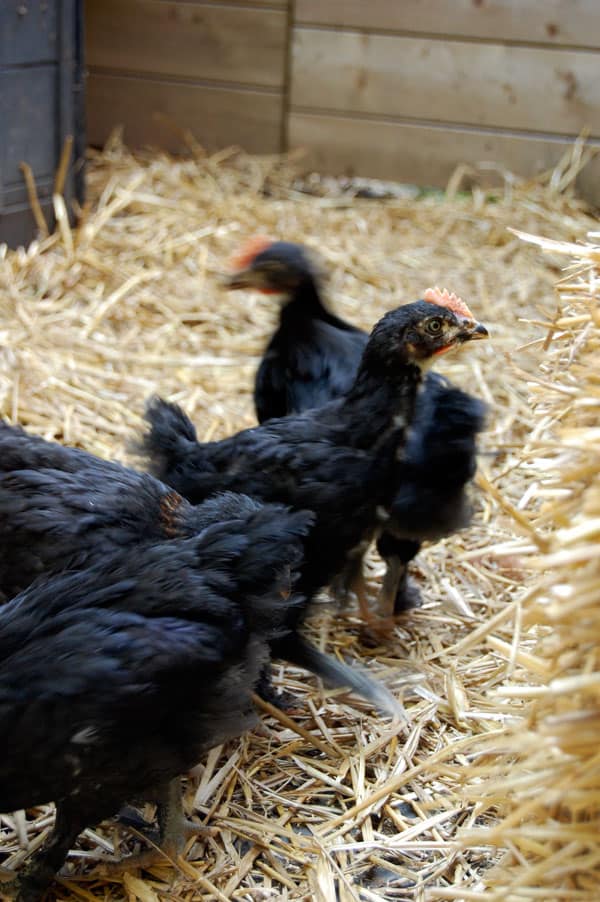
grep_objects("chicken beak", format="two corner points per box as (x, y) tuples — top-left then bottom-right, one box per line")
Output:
(222, 267), (261, 290)
(459, 320), (489, 342)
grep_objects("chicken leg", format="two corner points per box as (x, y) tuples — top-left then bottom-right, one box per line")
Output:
(330, 544), (375, 624)
(102, 779), (212, 876)
(376, 535), (422, 618)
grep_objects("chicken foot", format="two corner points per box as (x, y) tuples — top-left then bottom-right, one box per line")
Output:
(254, 664), (301, 713)
(333, 535), (422, 633)
(9, 800), (94, 902)
(101, 779), (212, 875)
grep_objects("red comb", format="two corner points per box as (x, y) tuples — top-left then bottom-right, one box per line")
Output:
(229, 236), (274, 271)
(423, 286), (474, 319)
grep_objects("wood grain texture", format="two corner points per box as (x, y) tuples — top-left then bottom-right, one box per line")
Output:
(85, 0), (287, 88)
(179, 0), (288, 7)
(291, 29), (600, 137)
(288, 111), (600, 202)
(294, 0), (600, 47)
(87, 73), (283, 153)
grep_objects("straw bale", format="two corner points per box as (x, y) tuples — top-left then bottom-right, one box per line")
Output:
(0, 138), (598, 900)
(447, 227), (600, 902)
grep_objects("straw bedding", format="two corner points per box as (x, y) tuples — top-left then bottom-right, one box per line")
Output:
(0, 138), (598, 901)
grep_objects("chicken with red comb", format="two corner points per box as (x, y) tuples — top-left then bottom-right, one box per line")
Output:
(138, 295), (489, 666)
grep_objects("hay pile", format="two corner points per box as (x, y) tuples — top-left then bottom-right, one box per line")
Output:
(0, 139), (598, 900)
(448, 229), (600, 901)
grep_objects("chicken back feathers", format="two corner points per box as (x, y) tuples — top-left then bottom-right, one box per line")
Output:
(0, 497), (311, 897)
(0, 421), (401, 717)
(0, 420), (258, 599)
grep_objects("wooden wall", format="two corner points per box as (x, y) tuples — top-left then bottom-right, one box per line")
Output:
(86, 0), (600, 200)
(86, 0), (288, 154)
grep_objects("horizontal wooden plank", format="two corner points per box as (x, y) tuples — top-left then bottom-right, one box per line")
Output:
(85, 0), (287, 88)
(288, 111), (600, 204)
(291, 29), (600, 137)
(87, 73), (283, 154)
(294, 0), (600, 48)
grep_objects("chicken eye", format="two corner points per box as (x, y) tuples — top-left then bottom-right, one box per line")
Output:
(426, 318), (443, 334)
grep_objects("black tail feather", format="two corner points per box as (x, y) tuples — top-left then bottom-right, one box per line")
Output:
(275, 634), (405, 719)
(134, 397), (198, 481)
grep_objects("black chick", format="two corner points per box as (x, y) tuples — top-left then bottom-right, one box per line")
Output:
(0, 495), (312, 901)
(377, 377), (487, 617)
(138, 297), (488, 647)
(226, 237), (367, 420)
(0, 425), (399, 714)
(226, 239), (487, 615)
(372, 286), (489, 619)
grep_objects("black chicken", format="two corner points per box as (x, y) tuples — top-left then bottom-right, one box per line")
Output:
(226, 237), (367, 421)
(226, 239), (487, 615)
(0, 423), (400, 714)
(138, 296), (488, 646)
(0, 496), (312, 901)
(376, 377), (487, 617)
